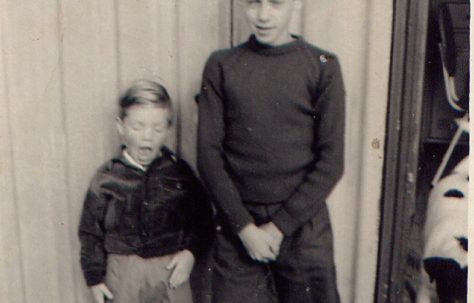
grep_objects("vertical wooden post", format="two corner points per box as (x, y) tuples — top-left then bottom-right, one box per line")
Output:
(376, 0), (430, 302)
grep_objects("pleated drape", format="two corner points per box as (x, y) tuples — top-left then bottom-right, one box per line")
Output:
(0, 1), (392, 302)
(0, 1), (229, 302)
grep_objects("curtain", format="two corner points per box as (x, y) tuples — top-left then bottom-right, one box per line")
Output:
(0, 1), (228, 302)
(0, 1), (392, 302)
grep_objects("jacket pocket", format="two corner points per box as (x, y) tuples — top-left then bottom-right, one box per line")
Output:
(151, 177), (190, 207)
(159, 177), (186, 193)
(104, 195), (126, 232)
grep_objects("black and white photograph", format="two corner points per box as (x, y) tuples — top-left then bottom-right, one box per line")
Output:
(0, 1), (470, 302)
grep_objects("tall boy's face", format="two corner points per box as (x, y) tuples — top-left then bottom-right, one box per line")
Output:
(244, 0), (298, 46)
(117, 104), (170, 166)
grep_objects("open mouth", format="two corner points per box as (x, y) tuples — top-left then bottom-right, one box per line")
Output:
(256, 25), (274, 32)
(138, 146), (153, 156)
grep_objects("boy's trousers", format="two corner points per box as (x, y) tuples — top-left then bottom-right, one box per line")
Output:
(212, 203), (340, 303)
(105, 254), (192, 303)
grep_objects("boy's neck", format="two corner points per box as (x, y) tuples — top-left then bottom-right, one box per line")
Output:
(122, 150), (148, 171)
(256, 34), (297, 46)
(248, 34), (301, 55)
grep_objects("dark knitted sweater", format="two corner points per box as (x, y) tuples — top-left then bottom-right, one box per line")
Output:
(198, 35), (345, 236)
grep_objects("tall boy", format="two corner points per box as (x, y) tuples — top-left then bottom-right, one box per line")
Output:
(79, 80), (213, 303)
(197, 1), (345, 302)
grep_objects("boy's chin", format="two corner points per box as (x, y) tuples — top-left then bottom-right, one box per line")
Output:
(137, 155), (156, 166)
(254, 35), (274, 45)
(132, 153), (157, 167)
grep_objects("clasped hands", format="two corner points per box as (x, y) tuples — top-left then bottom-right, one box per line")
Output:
(238, 221), (284, 263)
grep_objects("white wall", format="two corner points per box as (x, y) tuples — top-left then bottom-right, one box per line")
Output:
(303, 1), (393, 302)
(0, 1), (227, 302)
(0, 1), (392, 302)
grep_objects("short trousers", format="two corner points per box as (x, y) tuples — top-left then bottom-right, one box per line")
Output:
(105, 253), (192, 303)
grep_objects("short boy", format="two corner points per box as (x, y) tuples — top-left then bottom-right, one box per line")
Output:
(79, 80), (214, 303)
(197, 1), (345, 302)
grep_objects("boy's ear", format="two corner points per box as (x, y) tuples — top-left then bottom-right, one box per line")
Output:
(116, 116), (125, 136)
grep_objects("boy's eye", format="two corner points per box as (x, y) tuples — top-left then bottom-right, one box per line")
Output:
(130, 123), (144, 131)
(154, 123), (168, 133)
(247, 0), (261, 4)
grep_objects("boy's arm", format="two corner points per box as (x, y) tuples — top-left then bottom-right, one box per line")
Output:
(78, 187), (107, 286)
(271, 56), (346, 236)
(197, 52), (255, 234)
(181, 161), (215, 257)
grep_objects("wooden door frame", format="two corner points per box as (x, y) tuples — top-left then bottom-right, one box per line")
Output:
(375, 0), (430, 301)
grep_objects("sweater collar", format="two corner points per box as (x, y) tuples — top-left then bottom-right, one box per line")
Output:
(247, 34), (304, 56)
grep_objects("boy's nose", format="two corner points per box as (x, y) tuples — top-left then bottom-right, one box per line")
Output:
(257, 3), (270, 22)
(142, 128), (153, 141)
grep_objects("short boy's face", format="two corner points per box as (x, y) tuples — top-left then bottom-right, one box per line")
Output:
(244, 0), (298, 46)
(117, 104), (170, 166)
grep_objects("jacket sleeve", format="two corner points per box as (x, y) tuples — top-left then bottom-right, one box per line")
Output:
(197, 52), (255, 234)
(78, 180), (107, 286)
(271, 56), (345, 236)
(181, 161), (215, 257)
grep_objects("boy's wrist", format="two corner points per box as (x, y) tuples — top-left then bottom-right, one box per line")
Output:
(271, 208), (300, 236)
(84, 271), (105, 287)
(238, 223), (257, 236)
(264, 221), (284, 240)
(229, 212), (256, 235)
(89, 282), (106, 289)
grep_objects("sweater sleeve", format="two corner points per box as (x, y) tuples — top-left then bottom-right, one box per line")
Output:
(78, 178), (107, 286)
(181, 161), (215, 257)
(271, 56), (345, 236)
(197, 52), (255, 234)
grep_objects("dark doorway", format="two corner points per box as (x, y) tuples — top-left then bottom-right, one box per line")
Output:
(376, 0), (469, 302)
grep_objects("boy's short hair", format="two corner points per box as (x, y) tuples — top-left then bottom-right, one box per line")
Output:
(119, 80), (173, 124)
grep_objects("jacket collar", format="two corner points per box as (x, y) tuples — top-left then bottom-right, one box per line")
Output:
(123, 150), (146, 171)
(111, 146), (176, 172)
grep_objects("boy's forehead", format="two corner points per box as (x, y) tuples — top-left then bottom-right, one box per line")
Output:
(126, 103), (162, 110)
(124, 104), (171, 118)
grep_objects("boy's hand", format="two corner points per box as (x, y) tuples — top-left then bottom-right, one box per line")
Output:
(90, 283), (113, 303)
(238, 223), (277, 262)
(259, 221), (284, 255)
(166, 249), (195, 289)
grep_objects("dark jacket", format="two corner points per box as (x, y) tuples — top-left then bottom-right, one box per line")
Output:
(79, 147), (214, 286)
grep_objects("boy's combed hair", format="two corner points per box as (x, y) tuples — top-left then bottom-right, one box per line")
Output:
(119, 80), (173, 122)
